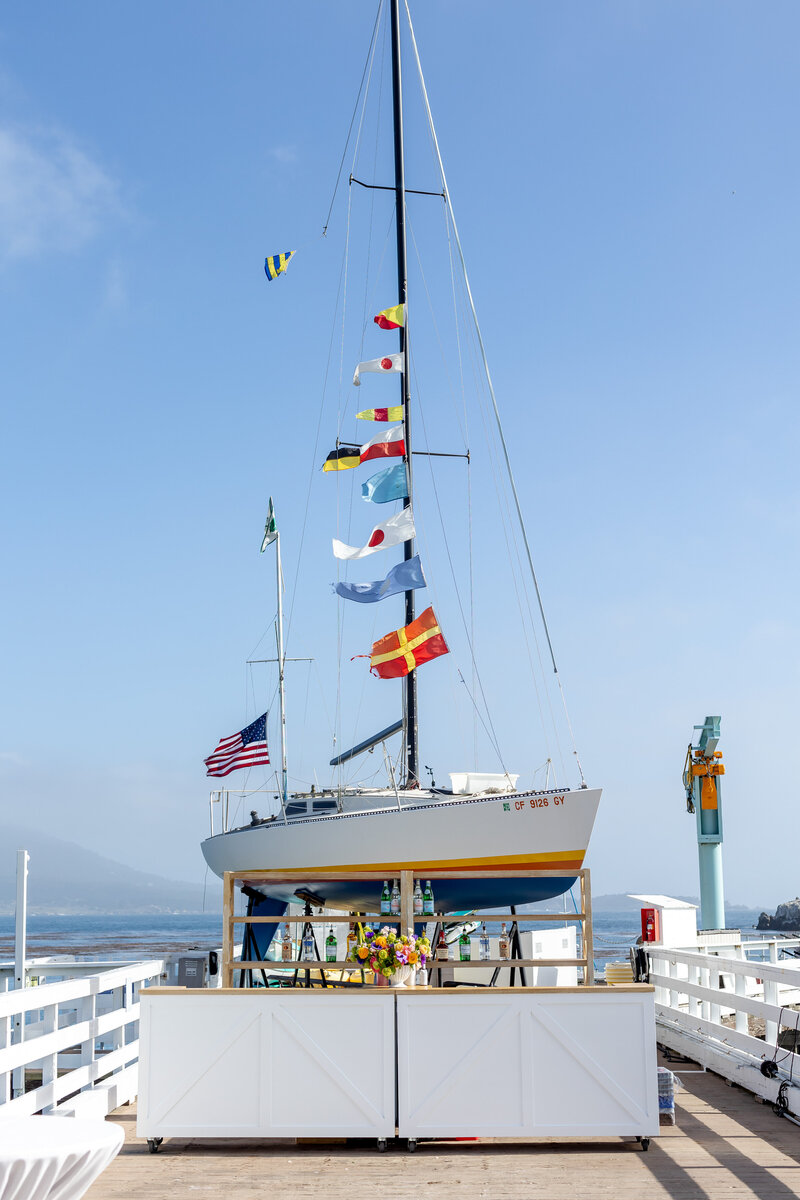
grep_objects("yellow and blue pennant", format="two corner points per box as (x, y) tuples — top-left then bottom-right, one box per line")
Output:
(264, 251), (295, 281)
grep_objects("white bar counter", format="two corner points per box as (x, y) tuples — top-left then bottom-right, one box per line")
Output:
(137, 985), (658, 1144)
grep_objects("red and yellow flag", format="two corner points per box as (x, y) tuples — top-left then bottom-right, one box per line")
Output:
(373, 303), (405, 331)
(356, 405), (403, 423)
(370, 606), (449, 679)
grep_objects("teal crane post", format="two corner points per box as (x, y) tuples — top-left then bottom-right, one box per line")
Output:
(683, 715), (726, 930)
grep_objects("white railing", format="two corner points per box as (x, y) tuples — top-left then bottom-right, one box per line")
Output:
(0, 960), (164, 1117)
(650, 945), (800, 1120)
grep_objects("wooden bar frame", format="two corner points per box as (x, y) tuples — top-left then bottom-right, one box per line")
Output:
(221, 867), (595, 989)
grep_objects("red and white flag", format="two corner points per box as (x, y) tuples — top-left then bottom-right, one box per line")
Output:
(360, 424), (405, 464)
(332, 506), (415, 560)
(352, 353), (403, 386)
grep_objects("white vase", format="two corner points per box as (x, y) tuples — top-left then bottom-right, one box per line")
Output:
(389, 965), (414, 987)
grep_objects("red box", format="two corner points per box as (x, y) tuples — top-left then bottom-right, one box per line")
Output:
(641, 907), (661, 943)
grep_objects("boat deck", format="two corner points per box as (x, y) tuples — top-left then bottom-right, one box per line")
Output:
(87, 1052), (799, 1199)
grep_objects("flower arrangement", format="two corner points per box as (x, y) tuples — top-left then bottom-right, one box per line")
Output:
(348, 926), (432, 980)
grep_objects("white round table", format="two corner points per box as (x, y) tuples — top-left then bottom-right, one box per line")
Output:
(0, 1116), (124, 1200)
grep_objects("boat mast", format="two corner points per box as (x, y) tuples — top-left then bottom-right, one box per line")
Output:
(275, 531), (289, 805)
(390, 0), (418, 787)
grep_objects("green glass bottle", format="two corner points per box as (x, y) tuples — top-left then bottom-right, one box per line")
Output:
(423, 879), (434, 916)
(325, 927), (337, 963)
(459, 929), (471, 961)
(380, 880), (391, 916)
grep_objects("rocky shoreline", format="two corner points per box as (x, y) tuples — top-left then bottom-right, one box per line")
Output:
(757, 898), (800, 931)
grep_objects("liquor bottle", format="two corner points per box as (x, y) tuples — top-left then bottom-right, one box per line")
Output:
(479, 923), (490, 961)
(413, 880), (423, 916)
(390, 879), (401, 916)
(436, 929), (449, 961)
(499, 922), (510, 960)
(459, 929), (471, 961)
(302, 927), (315, 961)
(423, 880), (434, 916)
(380, 880), (391, 916)
(325, 926), (337, 963)
(281, 924), (293, 962)
(346, 923), (358, 958)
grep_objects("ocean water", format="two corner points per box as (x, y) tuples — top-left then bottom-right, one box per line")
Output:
(0, 906), (765, 964)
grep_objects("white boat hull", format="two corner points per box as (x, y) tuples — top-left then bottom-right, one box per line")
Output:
(201, 786), (601, 912)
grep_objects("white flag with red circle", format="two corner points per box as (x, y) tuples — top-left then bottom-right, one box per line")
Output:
(352, 353), (404, 387)
(332, 506), (415, 560)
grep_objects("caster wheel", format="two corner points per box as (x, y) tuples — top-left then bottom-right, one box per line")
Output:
(638, 1136), (650, 1152)
(377, 1138), (388, 1153)
(407, 1138), (417, 1153)
(147, 1138), (163, 1154)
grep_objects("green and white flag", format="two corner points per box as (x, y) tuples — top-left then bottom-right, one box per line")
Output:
(260, 498), (277, 551)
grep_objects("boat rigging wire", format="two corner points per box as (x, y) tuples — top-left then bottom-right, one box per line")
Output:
(321, 0), (384, 238)
(404, 0), (587, 787)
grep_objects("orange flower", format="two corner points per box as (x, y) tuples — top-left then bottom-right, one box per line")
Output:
(408, 951), (418, 965)
(357, 946), (369, 959)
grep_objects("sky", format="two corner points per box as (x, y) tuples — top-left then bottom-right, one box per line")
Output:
(1, 2), (798, 909)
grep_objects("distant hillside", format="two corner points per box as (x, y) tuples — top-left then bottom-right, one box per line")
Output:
(0, 825), (219, 914)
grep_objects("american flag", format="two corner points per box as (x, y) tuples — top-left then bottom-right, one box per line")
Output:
(204, 713), (270, 778)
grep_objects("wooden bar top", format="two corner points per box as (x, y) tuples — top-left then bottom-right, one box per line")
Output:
(144, 984), (654, 996)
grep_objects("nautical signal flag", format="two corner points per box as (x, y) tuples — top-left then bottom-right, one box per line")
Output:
(332, 506), (415, 560)
(323, 445), (361, 473)
(374, 303), (405, 331)
(362, 463), (408, 504)
(335, 555), (426, 604)
(323, 428), (405, 473)
(264, 251), (294, 280)
(370, 607), (448, 679)
(353, 354), (403, 386)
(260, 498), (277, 551)
(204, 713), (270, 777)
(356, 405), (403, 422)
(359, 425), (405, 464)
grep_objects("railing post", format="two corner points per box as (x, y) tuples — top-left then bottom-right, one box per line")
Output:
(39, 1001), (58, 1113)
(80, 992), (97, 1090)
(765, 941), (779, 1047)
(689, 962), (700, 1019)
(668, 956), (679, 1012)
(734, 967), (748, 1035)
(700, 964), (711, 1023)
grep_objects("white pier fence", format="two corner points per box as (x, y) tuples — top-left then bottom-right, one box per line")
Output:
(0, 960), (164, 1117)
(650, 944), (800, 1121)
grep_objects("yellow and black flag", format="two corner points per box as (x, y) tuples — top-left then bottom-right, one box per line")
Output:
(264, 251), (295, 281)
(323, 445), (361, 473)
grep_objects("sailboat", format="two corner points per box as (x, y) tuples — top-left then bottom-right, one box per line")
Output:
(200, 0), (601, 929)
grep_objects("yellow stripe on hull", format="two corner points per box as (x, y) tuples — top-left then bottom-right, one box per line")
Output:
(289, 849), (586, 875)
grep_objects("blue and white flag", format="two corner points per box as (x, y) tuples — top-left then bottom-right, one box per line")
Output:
(361, 462), (408, 505)
(335, 555), (426, 604)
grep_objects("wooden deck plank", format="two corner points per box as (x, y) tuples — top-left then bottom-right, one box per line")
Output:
(86, 1053), (800, 1200)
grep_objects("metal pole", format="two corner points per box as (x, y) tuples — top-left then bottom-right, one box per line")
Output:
(275, 531), (289, 806)
(12, 849), (29, 1098)
(390, 0), (417, 786)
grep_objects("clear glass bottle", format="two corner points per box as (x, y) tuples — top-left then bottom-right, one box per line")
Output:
(423, 879), (434, 916)
(499, 922), (510, 960)
(436, 929), (449, 961)
(459, 929), (471, 961)
(479, 922), (490, 961)
(380, 880), (391, 916)
(281, 923), (293, 962)
(302, 926), (315, 961)
(390, 879), (401, 916)
(325, 926), (337, 962)
(413, 880), (423, 916)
